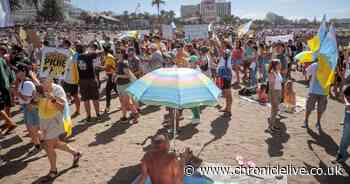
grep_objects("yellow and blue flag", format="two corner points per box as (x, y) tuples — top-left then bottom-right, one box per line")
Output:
(316, 23), (338, 95)
(63, 101), (73, 137)
(296, 15), (327, 64)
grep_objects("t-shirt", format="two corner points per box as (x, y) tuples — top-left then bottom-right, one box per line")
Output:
(64, 52), (79, 84)
(77, 53), (98, 80)
(38, 84), (67, 119)
(277, 54), (288, 71)
(306, 63), (326, 96)
(128, 56), (141, 73)
(149, 51), (164, 71)
(18, 80), (36, 105)
(232, 48), (243, 60)
(103, 53), (116, 74)
(116, 60), (131, 85)
(0, 58), (15, 91)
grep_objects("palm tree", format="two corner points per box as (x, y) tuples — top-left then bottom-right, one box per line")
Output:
(152, 0), (165, 27)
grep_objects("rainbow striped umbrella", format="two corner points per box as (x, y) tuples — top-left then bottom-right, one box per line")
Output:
(126, 68), (221, 109)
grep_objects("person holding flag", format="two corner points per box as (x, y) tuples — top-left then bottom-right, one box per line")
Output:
(303, 22), (338, 129)
(31, 73), (82, 181)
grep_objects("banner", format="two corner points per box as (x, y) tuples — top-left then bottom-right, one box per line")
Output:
(0, 0), (13, 28)
(184, 24), (209, 40)
(161, 24), (173, 40)
(265, 34), (294, 43)
(40, 47), (71, 79)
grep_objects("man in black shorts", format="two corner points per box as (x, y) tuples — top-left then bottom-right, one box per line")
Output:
(75, 44), (103, 122)
(62, 40), (80, 116)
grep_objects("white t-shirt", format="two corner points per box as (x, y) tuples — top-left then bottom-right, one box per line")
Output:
(52, 83), (67, 100)
(272, 72), (283, 90)
(18, 81), (36, 104)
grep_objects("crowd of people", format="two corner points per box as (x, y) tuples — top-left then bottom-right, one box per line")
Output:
(0, 25), (350, 183)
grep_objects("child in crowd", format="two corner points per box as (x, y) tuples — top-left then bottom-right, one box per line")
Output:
(283, 80), (296, 113)
(257, 84), (268, 104)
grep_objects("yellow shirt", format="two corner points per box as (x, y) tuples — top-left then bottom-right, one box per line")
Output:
(38, 98), (60, 119)
(103, 53), (116, 74)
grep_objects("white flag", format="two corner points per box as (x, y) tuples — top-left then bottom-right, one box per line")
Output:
(0, 0), (13, 28)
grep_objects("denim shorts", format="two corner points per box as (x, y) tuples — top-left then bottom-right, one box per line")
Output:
(23, 104), (40, 127)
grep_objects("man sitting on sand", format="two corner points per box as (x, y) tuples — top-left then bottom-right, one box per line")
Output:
(138, 135), (190, 184)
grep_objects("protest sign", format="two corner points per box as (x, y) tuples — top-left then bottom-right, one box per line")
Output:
(161, 24), (173, 40)
(265, 34), (294, 43)
(184, 24), (209, 40)
(40, 47), (71, 79)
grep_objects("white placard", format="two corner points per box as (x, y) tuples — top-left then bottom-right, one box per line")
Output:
(265, 34), (294, 43)
(161, 24), (173, 40)
(184, 24), (209, 40)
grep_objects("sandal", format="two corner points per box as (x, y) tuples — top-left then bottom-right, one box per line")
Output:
(42, 170), (58, 182)
(72, 152), (82, 167)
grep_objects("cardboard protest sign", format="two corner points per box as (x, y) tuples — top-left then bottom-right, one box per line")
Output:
(40, 47), (71, 79)
(265, 34), (294, 43)
(184, 24), (209, 40)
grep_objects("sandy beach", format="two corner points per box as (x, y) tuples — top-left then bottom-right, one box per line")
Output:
(0, 72), (349, 184)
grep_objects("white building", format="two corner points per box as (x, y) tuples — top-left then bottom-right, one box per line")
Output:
(200, 0), (217, 23)
(181, 0), (231, 23)
(216, 0), (231, 18)
(180, 4), (200, 18)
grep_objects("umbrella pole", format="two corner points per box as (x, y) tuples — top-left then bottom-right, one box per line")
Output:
(172, 108), (177, 153)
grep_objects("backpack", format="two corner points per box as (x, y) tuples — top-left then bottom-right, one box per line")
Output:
(218, 58), (232, 80)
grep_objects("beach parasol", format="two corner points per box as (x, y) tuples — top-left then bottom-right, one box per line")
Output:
(126, 67), (221, 150)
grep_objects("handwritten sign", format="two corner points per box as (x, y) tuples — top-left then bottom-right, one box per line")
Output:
(40, 47), (71, 79)
(184, 24), (209, 40)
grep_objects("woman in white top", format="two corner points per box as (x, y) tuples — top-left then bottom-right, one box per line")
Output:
(267, 59), (283, 133)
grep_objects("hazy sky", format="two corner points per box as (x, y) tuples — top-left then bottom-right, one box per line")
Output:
(71, 0), (350, 20)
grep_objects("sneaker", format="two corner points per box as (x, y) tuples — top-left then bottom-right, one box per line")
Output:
(302, 121), (309, 128)
(316, 122), (321, 130)
(191, 119), (200, 125)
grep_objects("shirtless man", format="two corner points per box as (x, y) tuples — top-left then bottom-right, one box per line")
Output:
(138, 135), (186, 184)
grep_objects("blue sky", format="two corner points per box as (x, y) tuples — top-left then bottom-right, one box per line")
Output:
(71, 0), (350, 20)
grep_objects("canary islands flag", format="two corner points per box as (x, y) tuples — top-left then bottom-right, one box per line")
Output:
(317, 23), (338, 95)
(295, 15), (328, 64)
(63, 101), (73, 137)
